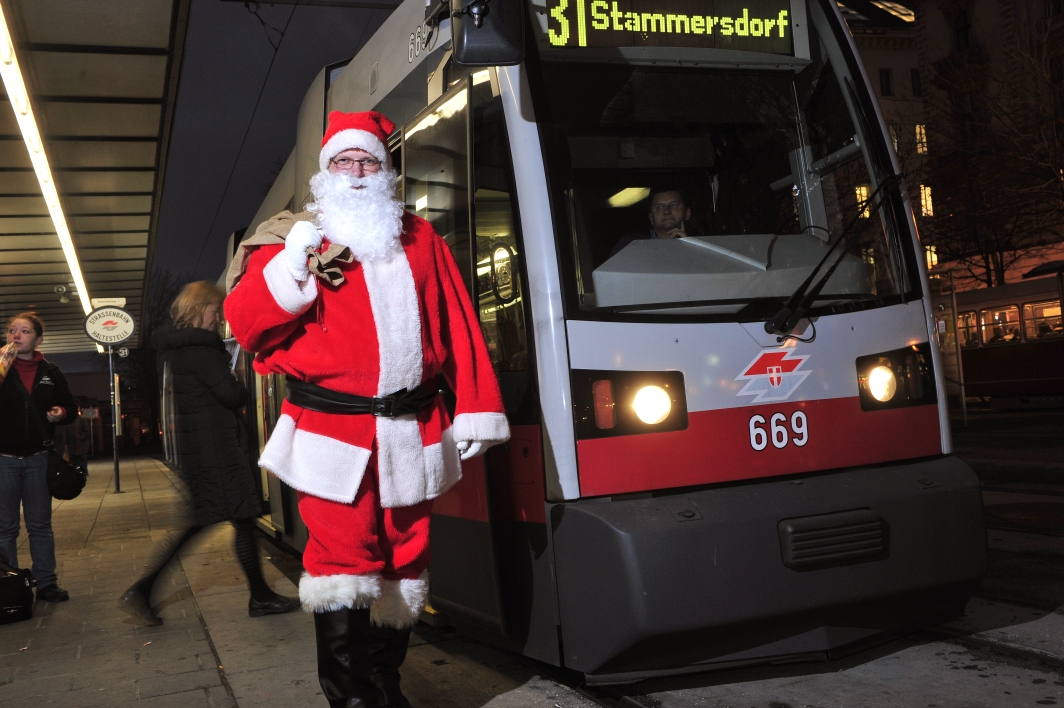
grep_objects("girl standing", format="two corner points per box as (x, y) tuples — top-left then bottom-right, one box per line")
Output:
(0, 313), (77, 603)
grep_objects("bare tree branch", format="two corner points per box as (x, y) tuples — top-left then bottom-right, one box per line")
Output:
(921, 13), (1064, 286)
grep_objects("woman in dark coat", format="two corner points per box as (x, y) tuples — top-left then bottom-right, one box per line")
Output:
(119, 281), (298, 625)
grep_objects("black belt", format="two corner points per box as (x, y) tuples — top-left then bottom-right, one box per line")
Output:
(285, 376), (438, 417)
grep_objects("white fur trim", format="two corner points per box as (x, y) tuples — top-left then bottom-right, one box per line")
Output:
(300, 572), (382, 613)
(451, 412), (511, 446)
(263, 251), (318, 316)
(376, 415), (428, 508)
(363, 253), (423, 395)
(362, 250), (429, 508)
(319, 129), (390, 171)
(259, 414), (372, 503)
(377, 431), (462, 508)
(370, 571), (429, 628)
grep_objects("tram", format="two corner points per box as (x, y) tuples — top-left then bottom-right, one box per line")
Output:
(220, 0), (987, 684)
(932, 277), (1063, 400)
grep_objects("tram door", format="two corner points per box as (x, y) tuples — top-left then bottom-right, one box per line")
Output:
(405, 70), (535, 633)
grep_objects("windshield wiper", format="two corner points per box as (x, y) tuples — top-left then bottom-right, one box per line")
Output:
(598, 297), (758, 314)
(764, 174), (902, 336)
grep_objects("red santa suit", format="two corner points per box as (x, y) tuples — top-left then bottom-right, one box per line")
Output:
(225, 112), (509, 629)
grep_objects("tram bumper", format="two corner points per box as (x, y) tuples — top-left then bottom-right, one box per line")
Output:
(550, 455), (986, 684)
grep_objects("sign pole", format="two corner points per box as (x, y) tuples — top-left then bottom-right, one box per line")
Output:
(85, 305), (135, 493)
(949, 270), (967, 427)
(108, 345), (121, 493)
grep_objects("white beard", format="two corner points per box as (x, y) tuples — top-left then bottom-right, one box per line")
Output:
(307, 169), (405, 263)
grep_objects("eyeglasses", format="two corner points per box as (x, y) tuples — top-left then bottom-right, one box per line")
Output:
(330, 156), (382, 171)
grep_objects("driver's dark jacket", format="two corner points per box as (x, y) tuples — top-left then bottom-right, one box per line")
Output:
(0, 359), (78, 456)
(607, 229), (659, 260)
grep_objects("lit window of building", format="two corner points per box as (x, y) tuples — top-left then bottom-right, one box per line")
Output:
(871, 1), (916, 21)
(915, 124), (928, 154)
(920, 184), (933, 216)
(856, 185), (870, 217)
(925, 244), (938, 270)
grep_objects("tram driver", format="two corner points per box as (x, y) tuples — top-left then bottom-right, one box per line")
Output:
(607, 187), (693, 259)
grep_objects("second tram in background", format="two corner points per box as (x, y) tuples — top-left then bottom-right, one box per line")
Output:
(205, 0), (987, 686)
(932, 275), (1063, 402)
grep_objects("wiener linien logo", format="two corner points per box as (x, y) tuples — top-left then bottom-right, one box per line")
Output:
(735, 350), (810, 403)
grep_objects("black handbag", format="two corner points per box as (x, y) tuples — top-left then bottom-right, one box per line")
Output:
(43, 443), (88, 500)
(16, 378), (88, 500)
(0, 549), (33, 625)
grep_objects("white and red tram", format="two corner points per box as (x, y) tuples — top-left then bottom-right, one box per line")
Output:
(224, 0), (987, 684)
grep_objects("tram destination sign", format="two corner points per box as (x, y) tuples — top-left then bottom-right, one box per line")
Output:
(84, 306), (135, 346)
(543, 0), (794, 55)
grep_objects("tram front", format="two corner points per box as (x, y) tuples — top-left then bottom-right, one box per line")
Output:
(493, 0), (987, 684)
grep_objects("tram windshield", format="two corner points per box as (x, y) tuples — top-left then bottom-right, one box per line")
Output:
(530, 0), (910, 317)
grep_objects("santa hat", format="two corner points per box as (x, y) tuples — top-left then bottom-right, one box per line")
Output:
(319, 110), (395, 172)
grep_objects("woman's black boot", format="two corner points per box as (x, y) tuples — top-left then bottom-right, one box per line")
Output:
(233, 520), (299, 617)
(314, 608), (382, 708)
(369, 626), (412, 708)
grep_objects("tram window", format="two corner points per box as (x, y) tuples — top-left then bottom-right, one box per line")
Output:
(957, 311), (978, 348)
(1023, 300), (1063, 340)
(404, 84), (472, 291)
(471, 75), (529, 373)
(536, 35), (906, 315)
(979, 306), (1021, 345)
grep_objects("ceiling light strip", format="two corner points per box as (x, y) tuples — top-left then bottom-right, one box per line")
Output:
(0, 5), (91, 315)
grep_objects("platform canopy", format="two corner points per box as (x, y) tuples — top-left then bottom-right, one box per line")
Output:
(0, 0), (187, 352)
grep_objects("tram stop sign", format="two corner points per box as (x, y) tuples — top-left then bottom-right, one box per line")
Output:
(84, 306), (135, 346)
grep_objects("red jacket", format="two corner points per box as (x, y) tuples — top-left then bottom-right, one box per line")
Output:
(225, 212), (508, 507)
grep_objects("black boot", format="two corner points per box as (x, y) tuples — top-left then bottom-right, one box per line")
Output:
(314, 608), (383, 708)
(369, 625), (412, 708)
(233, 520), (300, 617)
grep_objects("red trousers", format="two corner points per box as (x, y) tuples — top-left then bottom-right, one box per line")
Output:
(298, 453), (432, 581)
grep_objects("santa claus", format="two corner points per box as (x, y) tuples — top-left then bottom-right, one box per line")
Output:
(225, 110), (509, 708)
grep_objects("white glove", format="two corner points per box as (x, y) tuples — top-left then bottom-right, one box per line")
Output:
(284, 221), (324, 280)
(456, 440), (484, 461)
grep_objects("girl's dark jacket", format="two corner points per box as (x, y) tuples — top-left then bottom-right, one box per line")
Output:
(153, 322), (260, 525)
(0, 357), (78, 457)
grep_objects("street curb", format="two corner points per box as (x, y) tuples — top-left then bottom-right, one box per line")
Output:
(967, 459), (1064, 484)
(925, 625), (1064, 669)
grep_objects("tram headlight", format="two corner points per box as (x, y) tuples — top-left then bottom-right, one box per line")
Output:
(855, 344), (937, 411)
(867, 366), (897, 402)
(633, 385), (671, 424)
(571, 370), (688, 439)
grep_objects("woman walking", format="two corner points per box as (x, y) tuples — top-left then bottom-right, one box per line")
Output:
(0, 313), (77, 603)
(119, 281), (298, 625)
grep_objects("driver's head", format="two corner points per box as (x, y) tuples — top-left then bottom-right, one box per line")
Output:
(647, 188), (691, 238)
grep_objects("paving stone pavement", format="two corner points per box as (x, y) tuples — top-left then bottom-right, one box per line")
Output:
(0, 457), (602, 708)
(0, 457), (311, 707)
